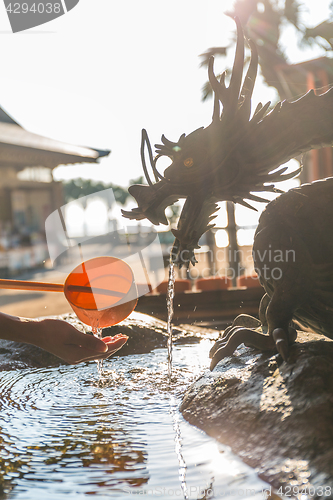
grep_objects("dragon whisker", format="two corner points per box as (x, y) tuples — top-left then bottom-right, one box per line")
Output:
(140, 129), (155, 186)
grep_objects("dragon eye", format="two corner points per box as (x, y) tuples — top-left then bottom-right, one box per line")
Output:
(183, 158), (194, 168)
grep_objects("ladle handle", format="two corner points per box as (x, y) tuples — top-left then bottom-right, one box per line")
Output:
(0, 279), (64, 293)
(0, 279), (130, 298)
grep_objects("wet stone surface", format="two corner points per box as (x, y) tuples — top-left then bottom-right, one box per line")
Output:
(180, 330), (333, 495)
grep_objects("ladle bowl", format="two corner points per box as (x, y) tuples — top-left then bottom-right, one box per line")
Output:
(64, 256), (138, 329)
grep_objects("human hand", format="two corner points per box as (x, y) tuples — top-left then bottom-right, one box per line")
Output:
(0, 312), (129, 364)
(0, 312), (128, 365)
(33, 318), (128, 364)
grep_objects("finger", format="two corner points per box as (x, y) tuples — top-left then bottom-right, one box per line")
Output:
(102, 334), (128, 357)
(102, 334), (128, 347)
(74, 334), (128, 363)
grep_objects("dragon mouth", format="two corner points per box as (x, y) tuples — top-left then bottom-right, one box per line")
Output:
(121, 182), (181, 226)
(122, 182), (219, 268)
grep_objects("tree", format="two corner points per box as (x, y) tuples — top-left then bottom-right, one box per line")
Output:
(63, 178), (131, 205)
(201, 0), (333, 101)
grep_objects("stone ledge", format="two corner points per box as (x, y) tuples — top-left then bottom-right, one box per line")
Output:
(180, 331), (333, 493)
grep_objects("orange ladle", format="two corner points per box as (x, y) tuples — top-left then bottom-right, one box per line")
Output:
(0, 256), (138, 329)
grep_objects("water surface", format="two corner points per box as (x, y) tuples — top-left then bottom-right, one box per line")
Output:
(0, 341), (270, 499)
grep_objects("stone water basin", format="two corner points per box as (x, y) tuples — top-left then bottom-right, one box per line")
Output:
(0, 312), (272, 499)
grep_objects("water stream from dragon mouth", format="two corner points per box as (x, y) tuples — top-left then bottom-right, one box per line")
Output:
(166, 261), (175, 379)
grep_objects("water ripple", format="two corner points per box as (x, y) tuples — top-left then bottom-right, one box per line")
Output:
(0, 342), (269, 499)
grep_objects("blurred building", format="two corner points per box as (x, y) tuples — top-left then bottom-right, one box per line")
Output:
(0, 106), (110, 241)
(274, 56), (333, 183)
(0, 106), (110, 272)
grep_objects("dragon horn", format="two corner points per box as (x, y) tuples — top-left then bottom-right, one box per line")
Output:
(208, 17), (246, 121)
(227, 17), (245, 113)
(239, 38), (259, 121)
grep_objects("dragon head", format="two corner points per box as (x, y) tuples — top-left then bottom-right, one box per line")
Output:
(122, 18), (333, 268)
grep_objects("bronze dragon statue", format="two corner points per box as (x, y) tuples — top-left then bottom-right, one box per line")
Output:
(122, 18), (333, 366)
(209, 177), (333, 368)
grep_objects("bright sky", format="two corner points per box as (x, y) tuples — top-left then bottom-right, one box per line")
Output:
(0, 0), (331, 191)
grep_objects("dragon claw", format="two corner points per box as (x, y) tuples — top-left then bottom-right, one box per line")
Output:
(209, 339), (228, 358)
(210, 349), (225, 371)
(272, 328), (289, 361)
(209, 314), (300, 368)
(209, 326), (276, 370)
(288, 326), (298, 344)
(272, 327), (298, 361)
